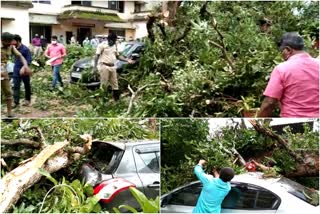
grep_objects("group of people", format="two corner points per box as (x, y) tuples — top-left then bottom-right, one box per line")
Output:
(82, 36), (100, 49)
(1, 32), (67, 117)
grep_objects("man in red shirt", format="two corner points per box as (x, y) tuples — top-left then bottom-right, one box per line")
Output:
(44, 35), (67, 90)
(32, 34), (42, 57)
(258, 32), (319, 117)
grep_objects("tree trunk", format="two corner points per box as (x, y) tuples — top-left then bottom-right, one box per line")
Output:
(0, 141), (69, 213)
(162, 1), (182, 26)
(285, 151), (319, 178)
(0, 134), (92, 213)
(248, 120), (319, 177)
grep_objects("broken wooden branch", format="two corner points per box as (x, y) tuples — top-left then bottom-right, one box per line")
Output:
(127, 84), (158, 114)
(1, 150), (31, 158)
(0, 141), (69, 213)
(0, 134), (93, 213)
(1, 139), (42, 148)
(19, 119), (46, 145)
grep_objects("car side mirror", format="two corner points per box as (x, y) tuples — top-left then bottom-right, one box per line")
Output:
(131, 53), (140, 59)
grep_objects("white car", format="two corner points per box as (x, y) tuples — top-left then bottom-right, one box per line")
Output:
(161, 172), (319, 213)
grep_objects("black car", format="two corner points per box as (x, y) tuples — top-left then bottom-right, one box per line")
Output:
(70, 41), (144, 88)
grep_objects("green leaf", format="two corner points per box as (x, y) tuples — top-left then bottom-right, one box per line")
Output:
(118, 205), (139, 213)
(38, 168), (58, 185)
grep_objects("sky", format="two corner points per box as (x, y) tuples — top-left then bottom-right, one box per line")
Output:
(208, 118), (319, 134)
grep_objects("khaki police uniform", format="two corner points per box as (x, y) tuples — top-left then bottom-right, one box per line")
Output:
(1, 46), (20, 101)
(96, 42), (118, 90)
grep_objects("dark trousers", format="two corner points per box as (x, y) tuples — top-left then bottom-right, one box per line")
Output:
(13, 75), (31, 105)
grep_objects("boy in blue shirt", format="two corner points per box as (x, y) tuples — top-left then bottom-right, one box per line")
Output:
(193, 160), (234, 213)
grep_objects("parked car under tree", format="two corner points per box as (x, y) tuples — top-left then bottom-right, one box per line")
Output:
(70, 41), (144, 88)
(161, 172), (319, 213)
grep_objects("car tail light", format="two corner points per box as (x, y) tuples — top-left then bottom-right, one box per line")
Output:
(93, 178), (136, 203)
(245, 162), (256, 172)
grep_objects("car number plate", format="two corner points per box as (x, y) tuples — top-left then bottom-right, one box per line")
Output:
(71, 72), (81, 78)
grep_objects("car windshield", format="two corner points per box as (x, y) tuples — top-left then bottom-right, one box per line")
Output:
(120, 44), (134, 57)
(277, 177), (319, 206)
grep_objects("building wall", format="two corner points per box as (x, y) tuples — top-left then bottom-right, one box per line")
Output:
(1, 7), (30, 44)
(133, 21), (148, 39)
(118, 1), (135, 20)
(29, 0), (71, 15)
(125, 29), (135, 40)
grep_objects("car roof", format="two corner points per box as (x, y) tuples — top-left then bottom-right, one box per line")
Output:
(231, 172), (281, 187)
(92, 139), (159, 150)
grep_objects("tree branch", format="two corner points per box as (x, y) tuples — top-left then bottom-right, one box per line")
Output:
(1, 139), (42, 148)
(127, 84), (158, 114)
(1, 150), (31, 158)
(19, 119), (46, 146)
(208, 18), (235, 71)
(248, 120), (304, 163)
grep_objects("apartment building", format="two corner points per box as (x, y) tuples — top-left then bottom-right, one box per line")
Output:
(1, 0), (158, 44)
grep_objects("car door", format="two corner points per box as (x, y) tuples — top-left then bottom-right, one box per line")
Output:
(132, 144), (160, 199)
(221, 182), (281, 213)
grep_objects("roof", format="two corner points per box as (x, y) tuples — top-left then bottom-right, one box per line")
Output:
(58, 10), (122, 22)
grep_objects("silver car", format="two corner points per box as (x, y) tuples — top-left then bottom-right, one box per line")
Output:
(161, 172), (319, 213)
(81, 140), (160, 211)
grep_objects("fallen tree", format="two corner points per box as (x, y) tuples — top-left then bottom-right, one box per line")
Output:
(0, 134), (92, 213)
(161, 119), (319, 194)
(0, 119), (159, 212)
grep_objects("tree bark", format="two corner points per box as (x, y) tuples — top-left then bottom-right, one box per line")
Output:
(0, 141), (69, 213)
(1, 139), (42, 148)
(0, 134), (93, 213)
(162, 1), (182, 26)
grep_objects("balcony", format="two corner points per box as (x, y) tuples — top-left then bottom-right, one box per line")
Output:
(58, 10), (123, 23)
(61, 5), (119, 15)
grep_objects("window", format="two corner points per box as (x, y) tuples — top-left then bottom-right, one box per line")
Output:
(169, 183), (202, 206)
(32, 0), (51, 4)
(222, 183), (280, 210)
(71, 1), (91, 6)
(134, 2), (142, 13)
(166, 182), (280, 210)
(138, 152), (159, 173)
(108, 1), (119, 10)
(87, 142), (124, 174)
(109, 29), (125, 37)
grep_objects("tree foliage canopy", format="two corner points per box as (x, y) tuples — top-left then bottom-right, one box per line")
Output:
(161, 119), (319, 194)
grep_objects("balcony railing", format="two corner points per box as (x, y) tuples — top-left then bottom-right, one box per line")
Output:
(61, 5), (118, 15)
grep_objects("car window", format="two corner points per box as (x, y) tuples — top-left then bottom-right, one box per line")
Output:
(168, 183), (202, 206)
(87, 142), (124, 174)
(132, 45), (144, 54)
(222, 183), (280, 210)
(121, 44), (134, 57)
(137, 152), (159, 173)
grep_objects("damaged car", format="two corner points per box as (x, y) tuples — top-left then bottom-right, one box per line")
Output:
(81, 140), (160, 211)
(161, 172), (319, 213)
